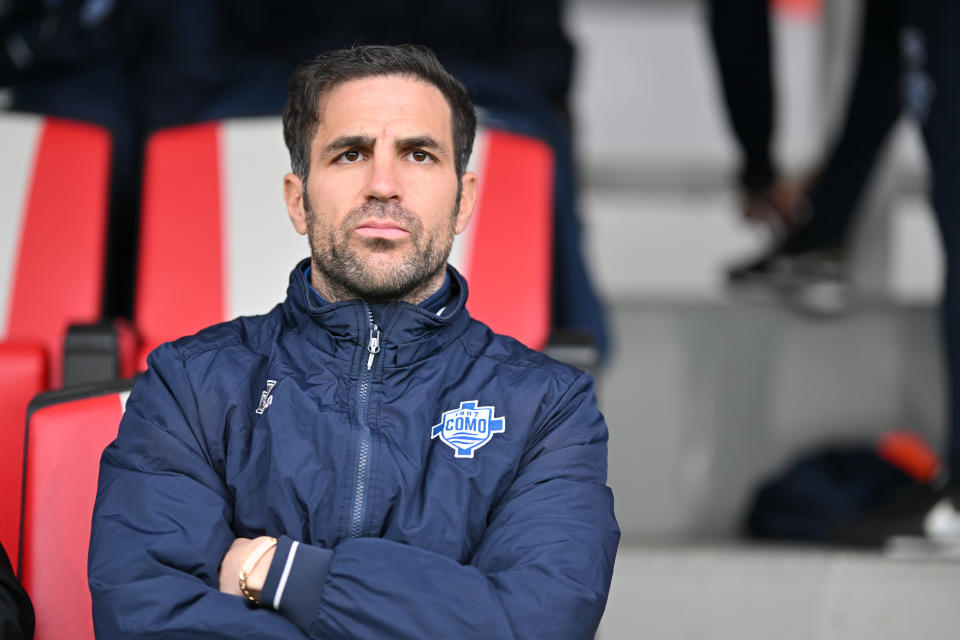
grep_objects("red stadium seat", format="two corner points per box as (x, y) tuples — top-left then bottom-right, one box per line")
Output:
(134, 119), (553, 366)
(0, 114), (111, 568)
(450, 128), (554, 351)
(18, 382), (131, 640)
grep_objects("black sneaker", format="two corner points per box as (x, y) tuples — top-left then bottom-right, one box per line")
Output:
(727, 245), (853, 316)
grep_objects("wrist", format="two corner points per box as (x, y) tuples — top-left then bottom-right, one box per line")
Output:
(239, 536), (277, 602)
(246, 546), (276, 596)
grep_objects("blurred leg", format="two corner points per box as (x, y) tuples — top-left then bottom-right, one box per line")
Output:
(911, 0), (960, 471)
(784, 0), (903, 252)
(461, 70), (611, 362)
(705, 0), (777, 193)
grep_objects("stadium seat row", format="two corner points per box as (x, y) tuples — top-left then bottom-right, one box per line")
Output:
(0, 113), (554, 639)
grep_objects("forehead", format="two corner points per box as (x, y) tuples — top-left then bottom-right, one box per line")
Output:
(315, 75), (453, 145)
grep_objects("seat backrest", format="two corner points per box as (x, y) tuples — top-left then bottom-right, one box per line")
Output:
(0, 114), (111, 385)
(18, 383), (131, 640)
(448, 127), (554, 350)
(135, 118), (552, 364)
(0, 114), (111, 569)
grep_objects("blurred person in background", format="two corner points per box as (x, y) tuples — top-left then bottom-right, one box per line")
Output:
(1, 0), (230, 320)
(2, 0), (610, 364)
(1, 0), (140, 320)
(715, 0), (960, 546)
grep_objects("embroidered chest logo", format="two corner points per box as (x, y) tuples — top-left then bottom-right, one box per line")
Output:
(431, 400), (506, 458)
(255, 379), (277, 415)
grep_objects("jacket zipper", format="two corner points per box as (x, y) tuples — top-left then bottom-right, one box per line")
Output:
(350, 303), (380, 538)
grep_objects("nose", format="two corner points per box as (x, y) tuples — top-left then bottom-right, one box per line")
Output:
(364, 149), (401, 202)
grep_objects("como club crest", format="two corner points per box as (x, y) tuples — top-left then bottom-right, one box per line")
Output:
(431, 400), (506, 458)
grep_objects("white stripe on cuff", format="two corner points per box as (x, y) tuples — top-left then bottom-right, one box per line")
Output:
(272, 540), (299, 610)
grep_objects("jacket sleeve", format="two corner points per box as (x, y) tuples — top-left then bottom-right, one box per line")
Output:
(88, 343), (307, 639)
(258, 372), (620, 640)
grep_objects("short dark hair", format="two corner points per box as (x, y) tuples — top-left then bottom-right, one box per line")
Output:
(283, 44), (477, 181)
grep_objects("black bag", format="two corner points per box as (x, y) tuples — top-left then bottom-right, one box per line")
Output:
(743, 445), (915, 542)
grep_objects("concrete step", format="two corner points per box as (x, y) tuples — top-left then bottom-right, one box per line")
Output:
(599, 301), (945, 540)
(600, 543), (960, 639)
(582, 187), (942, 305)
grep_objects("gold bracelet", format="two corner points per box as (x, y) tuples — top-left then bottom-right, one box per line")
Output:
(238, 537), (278, 603)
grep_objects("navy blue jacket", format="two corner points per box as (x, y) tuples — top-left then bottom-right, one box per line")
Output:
(89, 260), (619, 639)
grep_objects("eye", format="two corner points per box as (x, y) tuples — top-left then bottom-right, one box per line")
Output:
(337, 149), (365, 163)
(408, 150), (434, 163)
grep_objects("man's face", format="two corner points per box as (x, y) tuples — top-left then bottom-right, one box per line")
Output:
(284, 74), (477, 303)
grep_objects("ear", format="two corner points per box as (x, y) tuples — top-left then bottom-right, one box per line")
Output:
(454, 171), (478, 235)
(284, 173), (308, 235)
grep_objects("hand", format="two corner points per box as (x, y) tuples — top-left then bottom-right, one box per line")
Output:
(741, 179), (807, 236)
(218, 536), (277, 600)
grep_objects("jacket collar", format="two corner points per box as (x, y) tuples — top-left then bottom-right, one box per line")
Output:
(281, 258), (473, 366)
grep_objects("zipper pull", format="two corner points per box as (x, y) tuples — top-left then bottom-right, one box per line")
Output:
(366, 323), (381, 370)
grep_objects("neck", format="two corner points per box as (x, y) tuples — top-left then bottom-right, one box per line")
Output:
(310, 263), (447, 305)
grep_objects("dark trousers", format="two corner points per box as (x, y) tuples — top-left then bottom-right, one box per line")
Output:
(706, 0), (778, 192)
(790, 0), (960, 468)
(919, 1), (960, 468)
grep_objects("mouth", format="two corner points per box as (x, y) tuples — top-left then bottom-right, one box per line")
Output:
(354, 219), (410, 241)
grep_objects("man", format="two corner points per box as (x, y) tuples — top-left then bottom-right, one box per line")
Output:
(89, 45), (619, 638)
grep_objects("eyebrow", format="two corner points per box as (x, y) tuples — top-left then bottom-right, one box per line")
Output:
(322, 135), (375, 156)
(395, 136), (445, 156)
(321, 134), (448, 158)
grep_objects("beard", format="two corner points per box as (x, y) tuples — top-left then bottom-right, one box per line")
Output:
(305, 192), (459, 302)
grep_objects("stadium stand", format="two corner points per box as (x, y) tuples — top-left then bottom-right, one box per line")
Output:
(133, 118), (554, 364)
(0, 115), (111, 569)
